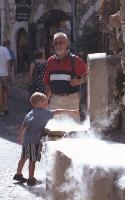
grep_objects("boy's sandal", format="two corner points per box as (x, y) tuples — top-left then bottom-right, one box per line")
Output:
(13, 174), (27, 183)
(27, 177), (37, 186)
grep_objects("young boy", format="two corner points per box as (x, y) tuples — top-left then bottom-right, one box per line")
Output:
(13, 92), (77, 186)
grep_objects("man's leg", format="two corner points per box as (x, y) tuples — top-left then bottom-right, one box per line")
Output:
(3, 90), (8, 112)
(2, 77), (9, 112)
(0, 78), (5, 115)
(11, 65), (15, 84)
(79, 83), (87, 122)
(0, 84), (4, 112)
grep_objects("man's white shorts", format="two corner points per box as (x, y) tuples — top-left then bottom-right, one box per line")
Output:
(49, 92), (79, 110)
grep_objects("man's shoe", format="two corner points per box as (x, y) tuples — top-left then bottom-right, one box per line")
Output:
(13, 174), (27, 183)
(27, 177), (36, 186)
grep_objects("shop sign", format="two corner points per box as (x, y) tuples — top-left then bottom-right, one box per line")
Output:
(15, 0), (31, 22)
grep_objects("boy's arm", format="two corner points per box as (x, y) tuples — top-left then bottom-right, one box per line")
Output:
(17, 124), (26, 144)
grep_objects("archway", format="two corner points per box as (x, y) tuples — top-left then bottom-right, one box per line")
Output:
(38, 9), (71, 58)
(16, 28), (28, 73)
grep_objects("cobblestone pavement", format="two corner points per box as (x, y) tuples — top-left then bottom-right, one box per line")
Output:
(1, 85), (125, 143)
(0, 85), (125, 200)
(0, 85), (29, 142)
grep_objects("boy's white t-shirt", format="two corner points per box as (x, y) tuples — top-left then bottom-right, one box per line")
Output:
(0, 46), (11, 76)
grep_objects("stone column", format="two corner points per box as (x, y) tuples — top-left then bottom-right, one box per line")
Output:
(87, 53), (121, 130)
(87, 53), (109, 128)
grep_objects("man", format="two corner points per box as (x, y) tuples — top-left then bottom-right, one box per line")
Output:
(3, 40), (16, 84)
(0, 45), (11, 116)
(44, 32), (87, 117)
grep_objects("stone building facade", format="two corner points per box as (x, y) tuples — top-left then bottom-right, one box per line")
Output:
(0, 0), (28, 74)
(0, 0), (101, 72)
(29, 0), (101, 60)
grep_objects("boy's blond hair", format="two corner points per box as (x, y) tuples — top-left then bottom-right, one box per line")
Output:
(30, 92), (47, 107)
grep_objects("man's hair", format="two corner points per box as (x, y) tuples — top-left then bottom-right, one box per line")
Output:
(30, 92), (47, 106)
(53, 32), (68, 42)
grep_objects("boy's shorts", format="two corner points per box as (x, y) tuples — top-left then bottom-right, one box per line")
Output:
(21, 143), (42, 162)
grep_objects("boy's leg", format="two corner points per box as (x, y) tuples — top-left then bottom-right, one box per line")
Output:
(13, 158), (27, 182)
(27, 161), (36, 186)
(28, 161), (36, 178)
(27, 143), (42, 186)
(17, 158), (27, 175)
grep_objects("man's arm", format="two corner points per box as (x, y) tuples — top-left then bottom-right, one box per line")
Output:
(46, 84), (52, 100)
(4, 47), (11, 80)
(44, 60), (52, 99)
(7, 60), (12, 74)
(70, 56), (88, 86)
(70, 72), (88, 86)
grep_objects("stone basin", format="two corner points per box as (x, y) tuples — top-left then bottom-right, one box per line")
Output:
(45, 136), (125, 200)
(45, 117), (88, 138)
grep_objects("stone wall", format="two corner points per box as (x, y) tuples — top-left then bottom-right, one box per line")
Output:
(0, 0), (16, 42)
(87, 53), (122, 131)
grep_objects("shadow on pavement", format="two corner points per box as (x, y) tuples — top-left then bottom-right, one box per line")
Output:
(0, 85), (30, 144)
(14, 181), (47, 199)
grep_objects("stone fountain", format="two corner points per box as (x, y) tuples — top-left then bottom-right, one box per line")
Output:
(44, 51), (125, 200)
(45, 136), (125, 200)
(44, 2), (125, 199)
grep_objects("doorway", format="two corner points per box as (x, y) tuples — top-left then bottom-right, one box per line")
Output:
(16, 28), (28, 73)
(38, 9), (71, 59)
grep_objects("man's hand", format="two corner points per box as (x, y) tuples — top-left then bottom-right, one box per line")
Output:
(70, 73), (88, 87)
(70, 77), (81, 86)
(81, 73), (88, 84)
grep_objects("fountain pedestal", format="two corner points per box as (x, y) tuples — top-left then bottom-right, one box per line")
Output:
(46, 138), (125, 200)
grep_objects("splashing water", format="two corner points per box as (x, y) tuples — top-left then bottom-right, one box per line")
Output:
(46, 115), (90, 132)
(45, 116), (125, 200)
